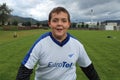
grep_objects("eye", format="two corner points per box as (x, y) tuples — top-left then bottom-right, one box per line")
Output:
(62, 19), (67, 23)
(63, 20), (67, 22)
(52, 19), (58, 22)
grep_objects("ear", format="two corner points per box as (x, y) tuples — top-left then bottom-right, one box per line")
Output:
(48, 21), (51, 28)
(68, 22), (71, 28)
(69, 22), (71, 26)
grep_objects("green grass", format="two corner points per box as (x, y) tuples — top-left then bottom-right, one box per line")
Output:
(0, 29), (120, 80)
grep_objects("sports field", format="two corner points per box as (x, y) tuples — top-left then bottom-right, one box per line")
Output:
(0, 29), (120, 80)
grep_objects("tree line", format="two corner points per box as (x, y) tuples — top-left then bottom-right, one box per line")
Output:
(0, 3), (12, 25)
(0, 3), (101, 30)
(0, 3), (48, 27)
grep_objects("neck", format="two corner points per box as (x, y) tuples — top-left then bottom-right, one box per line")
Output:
(52, 33), (67, 42)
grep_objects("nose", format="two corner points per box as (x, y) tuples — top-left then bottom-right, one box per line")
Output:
(57, 20), (63, 26)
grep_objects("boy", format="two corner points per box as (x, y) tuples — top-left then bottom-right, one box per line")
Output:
(16, 6), (100, 80)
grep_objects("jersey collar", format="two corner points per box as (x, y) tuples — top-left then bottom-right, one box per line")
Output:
(49, 32), (70, 47)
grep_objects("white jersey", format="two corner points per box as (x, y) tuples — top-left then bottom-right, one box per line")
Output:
(22, 32), (91, 80)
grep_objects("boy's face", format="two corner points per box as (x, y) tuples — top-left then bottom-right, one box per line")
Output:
(48, 12), (71, 40)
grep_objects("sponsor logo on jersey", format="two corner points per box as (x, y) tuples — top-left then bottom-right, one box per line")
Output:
(48, 61), (73, 68)
(68, 53), (74, 58)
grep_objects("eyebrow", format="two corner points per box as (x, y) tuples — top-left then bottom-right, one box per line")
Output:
(52, 17), (68, 20)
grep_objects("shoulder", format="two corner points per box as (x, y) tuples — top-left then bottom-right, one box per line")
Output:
(35, 32), (50, 43)
(38, 32), (50, 40)
(30, 32), (51, 49)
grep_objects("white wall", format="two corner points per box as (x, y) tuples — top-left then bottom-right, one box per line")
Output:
(105, 25), (114, 30)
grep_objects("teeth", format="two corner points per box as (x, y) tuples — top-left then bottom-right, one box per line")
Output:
(56, 27), (63, 30)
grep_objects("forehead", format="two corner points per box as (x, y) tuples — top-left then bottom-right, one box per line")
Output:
(51, 12), (68, 19)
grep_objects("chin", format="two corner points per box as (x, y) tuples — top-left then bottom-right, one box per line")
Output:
(56, 33), (64, 37)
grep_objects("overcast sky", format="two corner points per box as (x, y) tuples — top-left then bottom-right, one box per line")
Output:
(0, 0), (120, 22)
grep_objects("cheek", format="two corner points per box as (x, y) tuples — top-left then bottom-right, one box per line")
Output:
(50, 24), (56, 29)
(65, 24), (70, 29)
(49, 22), (55, 28)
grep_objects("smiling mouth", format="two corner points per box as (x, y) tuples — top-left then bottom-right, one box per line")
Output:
(56, 27), (63, 30)
(56, 28), (63, 32)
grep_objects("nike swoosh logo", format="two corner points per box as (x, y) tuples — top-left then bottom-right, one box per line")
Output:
(68, 54), (74, 58)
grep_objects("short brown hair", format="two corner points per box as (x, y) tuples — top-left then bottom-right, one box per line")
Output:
(48, 7), (70, 22)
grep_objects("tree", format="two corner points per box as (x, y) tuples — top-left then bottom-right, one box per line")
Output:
(36, 22), (40, 27)
(12, 20), (18, 26)
(0, 3), (12, 25)
(81, 22), (84, 28)
(85, 24), (89, 28)
(71, 23), (77, 28)
(22, 21), (31, 26)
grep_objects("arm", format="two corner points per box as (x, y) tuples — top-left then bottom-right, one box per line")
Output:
(80, 63), (100, 80)
(16, 35), (43, 80)
(16, 64), (33, 80)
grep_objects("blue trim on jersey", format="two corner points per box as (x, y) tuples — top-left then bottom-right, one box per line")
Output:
(49, 32), (70, 47)
(22, 32), (71, 65)
(22, 32), (50, 65)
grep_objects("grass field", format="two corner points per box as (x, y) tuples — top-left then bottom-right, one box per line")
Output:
(0, 29), (120, 80)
